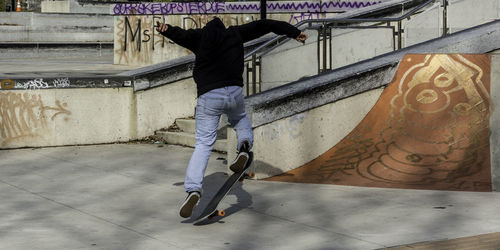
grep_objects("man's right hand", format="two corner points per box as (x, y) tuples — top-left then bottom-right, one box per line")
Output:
(295, 32), (307, 44)
(156, 21), (168, 33)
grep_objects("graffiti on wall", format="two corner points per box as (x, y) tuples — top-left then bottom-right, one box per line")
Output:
(0, 92), (72, 146)
(112, 0), (383, 65)
(0, 78), (72, 90)
(111, 0), (382, 15)
(115, 15), (158, 65)
(114, 14), (262, 65)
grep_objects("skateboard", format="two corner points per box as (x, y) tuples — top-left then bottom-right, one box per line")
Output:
(193, 152), (254, 222)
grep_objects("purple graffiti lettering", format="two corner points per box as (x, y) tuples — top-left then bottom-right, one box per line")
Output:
(160, 4), (171, 15)
(138, 3), (151, 15)
(226, 3), (260, 13)
(151, 3), (161, 14)
(176, 3), (184, 13)
(187, 2), (198, 14)
(321, 1), (380, 10)
(216, 2), (225, 13)
(267, 2), (320, 12)
(113, 4), (124, 15)
(112, 1), (382, 15)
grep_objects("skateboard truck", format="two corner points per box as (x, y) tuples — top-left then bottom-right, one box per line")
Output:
(208, 210), (226, 219)
(238, 171), (255, 182)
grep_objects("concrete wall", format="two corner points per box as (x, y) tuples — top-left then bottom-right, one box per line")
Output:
(110, 0), (421, 66)
(260, 29), (318, 91)
(113, 13), (313, 66)
(42, 0), (109, 13)
(448, 0), (500, 33)
(405, 0), (500, 46)
(0, 12), (113, 42)
(404, 2), (443, 47)
(331, 27), (394, 68)
(229, 87), (384, 178)
(490, 53), (500, 192)
(258, 25), (393, 92)
(41, 0), (70, 13)
(135, 78), (197, 139)
(0, 77), (198, 149)
(0, 88), (134, 148)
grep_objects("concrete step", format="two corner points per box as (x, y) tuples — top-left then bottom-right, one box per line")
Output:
(0, 42), (113, 59)
(155, 131), (227, 152)
(176, 118), (196, 134)
(175, 118), (228, 139)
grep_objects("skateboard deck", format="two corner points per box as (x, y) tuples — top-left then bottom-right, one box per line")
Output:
(194, 152), (254, 222)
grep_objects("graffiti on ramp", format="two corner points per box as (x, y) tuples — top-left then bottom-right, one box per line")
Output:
(267, 54), (492, 192)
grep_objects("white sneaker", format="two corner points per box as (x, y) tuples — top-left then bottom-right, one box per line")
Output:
(179, 191), (200, 218)
(229, 152), (249, 173)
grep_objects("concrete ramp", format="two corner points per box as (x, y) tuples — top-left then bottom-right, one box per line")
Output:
(267, 54), (493, 192)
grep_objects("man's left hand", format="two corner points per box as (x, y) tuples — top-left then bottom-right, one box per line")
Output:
(296, 32), (308, 44)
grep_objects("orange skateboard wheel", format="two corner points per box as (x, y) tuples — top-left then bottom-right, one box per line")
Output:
(218, 210), (225, 217)
(248, 171), (255, 178)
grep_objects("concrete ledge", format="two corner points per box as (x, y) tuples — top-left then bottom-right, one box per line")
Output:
(0, 12), (113, 43)
(0, 76), (132, 89)
(0, 42), (113, 59)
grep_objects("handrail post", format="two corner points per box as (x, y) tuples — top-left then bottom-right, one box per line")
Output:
(252, 54), (257, 94)
(442, 0), (448, 36)
(397, 20), (402, 49)
(245, 62), (250, 96)
(317, 28), (321, 74)
(323, 23), (328, 72)
(388, 21), (396, 51)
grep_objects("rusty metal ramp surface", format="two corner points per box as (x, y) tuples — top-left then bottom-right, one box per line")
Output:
(267, 54), (492, 192)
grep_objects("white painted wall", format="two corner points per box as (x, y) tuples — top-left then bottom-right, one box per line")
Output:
(404, 2), (443, 47)
(405, 0), (500, 47)
(331, 27), (394, 68)
(259, 26), (393, 91)
(260, 29), (318, 91)
(448, 0), (500, 33)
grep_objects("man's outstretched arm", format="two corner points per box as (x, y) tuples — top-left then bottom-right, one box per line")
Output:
(156, 21), (201, 52)
(236, 19), (307, 44)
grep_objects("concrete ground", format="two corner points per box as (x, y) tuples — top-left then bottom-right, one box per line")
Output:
(1, 143), (500, 249)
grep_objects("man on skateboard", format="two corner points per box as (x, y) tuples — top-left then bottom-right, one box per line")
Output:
(156, 17), (307, 218)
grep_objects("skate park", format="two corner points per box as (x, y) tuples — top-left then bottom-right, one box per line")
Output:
(1, 0), (500, 249)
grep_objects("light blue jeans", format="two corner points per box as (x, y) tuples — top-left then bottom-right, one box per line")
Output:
(184, 86), (253, 193)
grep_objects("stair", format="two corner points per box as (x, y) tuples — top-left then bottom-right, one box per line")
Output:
(155, 118), (228, 152)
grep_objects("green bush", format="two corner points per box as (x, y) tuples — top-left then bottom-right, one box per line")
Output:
(0, 0), (5, 12)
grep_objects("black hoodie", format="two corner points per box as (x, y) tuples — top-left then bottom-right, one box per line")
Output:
(160, 18), (301, 97)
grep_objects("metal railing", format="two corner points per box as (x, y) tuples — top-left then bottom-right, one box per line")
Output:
(243, 0), (448, 96)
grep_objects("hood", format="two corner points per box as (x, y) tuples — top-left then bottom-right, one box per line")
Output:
(201, 17), (226, 50)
